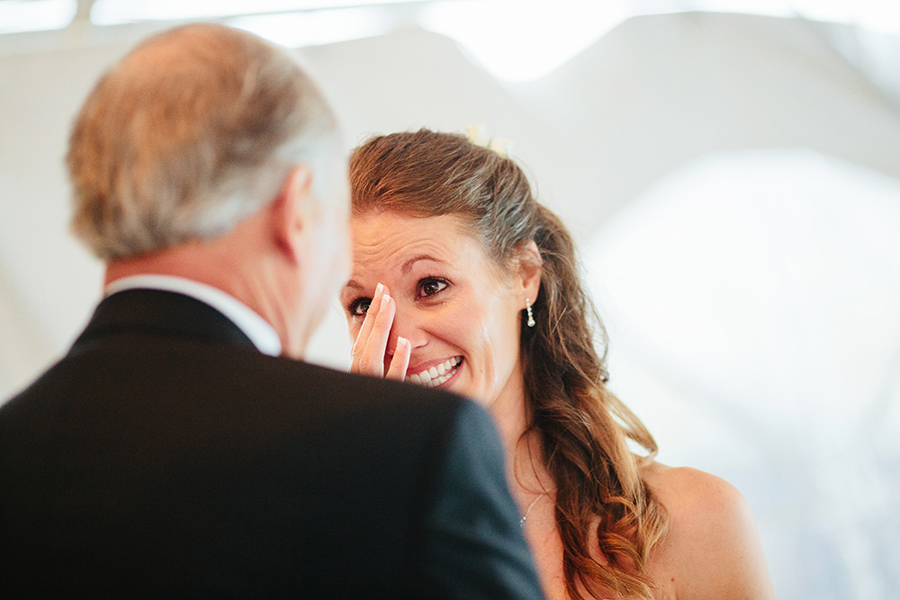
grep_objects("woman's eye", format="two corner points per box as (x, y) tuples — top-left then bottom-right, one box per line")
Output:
(418, 277), (448, 298)
(349, 298), (371, 317)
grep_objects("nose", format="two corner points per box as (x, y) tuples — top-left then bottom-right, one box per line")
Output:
(385, 300), (427, 358)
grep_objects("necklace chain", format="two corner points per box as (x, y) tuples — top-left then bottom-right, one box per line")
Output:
(519, 491), (547, 528)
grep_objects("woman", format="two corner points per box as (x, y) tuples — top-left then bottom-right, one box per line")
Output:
(340, 129), (774, 600)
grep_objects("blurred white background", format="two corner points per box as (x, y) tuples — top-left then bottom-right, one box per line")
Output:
(2, 1), (899, 597)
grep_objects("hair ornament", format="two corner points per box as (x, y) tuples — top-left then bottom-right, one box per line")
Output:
(466, 124), (512, 158)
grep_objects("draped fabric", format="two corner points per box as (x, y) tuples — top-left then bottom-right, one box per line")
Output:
(1, 10), (899, 598)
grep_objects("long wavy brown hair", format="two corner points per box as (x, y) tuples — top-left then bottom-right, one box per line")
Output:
(350, 129), (668, 599)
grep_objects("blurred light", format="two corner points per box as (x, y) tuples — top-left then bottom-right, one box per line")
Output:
(0, 0), (76, 34)
(790, 0), (900, 34)
(587, 149), (900, 428)
(417, 0), (900, 82)
(681, 0), (900, 34)
(229, 7), (391, 48)
(3, 0), (899, 61)
(687, 0), (794, 18)
(416, 0), (798, 83)
(91, 0), (419, 26)
(418, 0), (632, 82)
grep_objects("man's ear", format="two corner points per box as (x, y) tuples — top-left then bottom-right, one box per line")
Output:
(515, 239), (542, 302)
(270, 165), (314, 264)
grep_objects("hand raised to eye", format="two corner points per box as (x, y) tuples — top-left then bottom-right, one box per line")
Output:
(350, 283), (410, 381)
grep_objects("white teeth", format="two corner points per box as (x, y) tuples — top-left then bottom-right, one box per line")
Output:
(406, 356), (461, 388)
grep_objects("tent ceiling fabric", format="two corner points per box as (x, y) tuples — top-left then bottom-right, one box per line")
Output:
(1, 9), (899, 598)
(511, 12), (900, 233)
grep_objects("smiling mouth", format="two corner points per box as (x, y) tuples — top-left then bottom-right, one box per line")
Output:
(406, 356), (462, 389)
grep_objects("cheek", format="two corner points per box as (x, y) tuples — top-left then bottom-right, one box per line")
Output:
(436, 301), (488, 352)
(479, 299), (522, 372)
(439, 300), (509, 375)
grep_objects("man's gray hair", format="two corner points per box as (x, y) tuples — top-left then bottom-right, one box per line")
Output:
(68, 23), (342, 260)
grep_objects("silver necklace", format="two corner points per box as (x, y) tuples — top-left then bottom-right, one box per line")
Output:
(519, 492), (547, 528)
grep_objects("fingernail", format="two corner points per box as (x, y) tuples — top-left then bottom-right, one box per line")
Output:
(397, 337), (408, 350)
(375, 282), (384, 297)
(381, 293), (391, 309)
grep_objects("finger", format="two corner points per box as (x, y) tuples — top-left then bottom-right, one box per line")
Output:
(385, 337), (410, 382)
(353, 289), (396, 377)
(351, 283), (384, 363)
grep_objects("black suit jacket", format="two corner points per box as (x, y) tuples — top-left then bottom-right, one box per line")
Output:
(0, 289), (544, 599)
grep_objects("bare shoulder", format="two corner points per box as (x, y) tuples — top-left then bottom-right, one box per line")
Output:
(641, 463), (775, 600)
(643, 463), (744, 519)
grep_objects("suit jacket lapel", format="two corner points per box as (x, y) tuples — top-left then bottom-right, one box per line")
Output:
(73, 289), (257, 351)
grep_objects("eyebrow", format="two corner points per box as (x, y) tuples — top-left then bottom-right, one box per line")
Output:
(401, 254), (447, 274)
(343, 254), (449, 295)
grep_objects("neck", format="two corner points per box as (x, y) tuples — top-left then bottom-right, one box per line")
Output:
(104, 233), (303, 358)
(105, 241), (254, 308)
(488, 365), (554, 506)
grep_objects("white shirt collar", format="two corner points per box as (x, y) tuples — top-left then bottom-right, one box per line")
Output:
(104, 274), (282, 357)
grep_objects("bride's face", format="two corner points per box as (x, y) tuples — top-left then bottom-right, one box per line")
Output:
(341, 211), (526, 409)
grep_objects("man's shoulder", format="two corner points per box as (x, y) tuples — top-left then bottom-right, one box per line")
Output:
(255, 354), (478, 421)
(251, 356), (502, 457)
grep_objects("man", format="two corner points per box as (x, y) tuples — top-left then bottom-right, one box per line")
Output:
(0, 24), (544, 599)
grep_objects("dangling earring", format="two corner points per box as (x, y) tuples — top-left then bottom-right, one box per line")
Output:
(525, 298), (535, 328)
